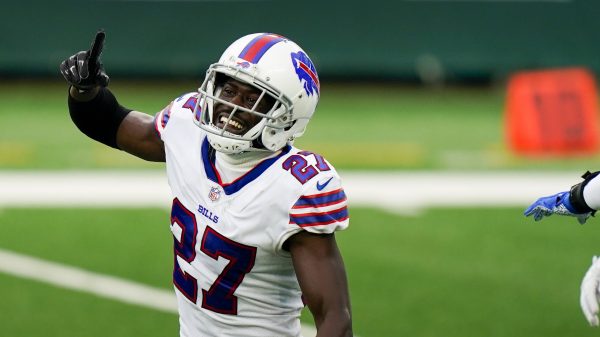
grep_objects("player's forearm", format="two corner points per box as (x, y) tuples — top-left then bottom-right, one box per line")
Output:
(68, 86), (132, 149)
(116, 111), (166, 162)
(314, 309), (353, 337)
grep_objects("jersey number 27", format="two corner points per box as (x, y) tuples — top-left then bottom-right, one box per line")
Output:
(170, 198), (256, 315)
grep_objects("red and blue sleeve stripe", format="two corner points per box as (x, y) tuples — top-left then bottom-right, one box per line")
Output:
(153, 103), (172, 138)
(153, 113), (162, 138)
(290, 206), (349, 227)
(292, 189), (347, 209)
(161, 105), (172, 128)
(238, 33), (285, 64)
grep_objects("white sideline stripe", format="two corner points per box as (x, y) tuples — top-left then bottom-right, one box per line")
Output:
(0, 170), (584, 211)
(0, 248), (177, 312)
(0, 171), (173, 208)
(0, 248), (318, 337)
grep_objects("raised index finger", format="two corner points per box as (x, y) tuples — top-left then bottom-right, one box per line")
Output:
(88, 30), (106, 65)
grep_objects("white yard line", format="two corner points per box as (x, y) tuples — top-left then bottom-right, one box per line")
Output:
(0, 248), (177, 312)
(0, 248), (318, 337)
(0, 170), (582, 211)
(342, 170), (581, 213)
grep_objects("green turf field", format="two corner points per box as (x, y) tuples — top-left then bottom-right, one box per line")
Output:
(2, 80), (600, 170)
(1, 207), (600, 337)
(2, 80), (600, 336)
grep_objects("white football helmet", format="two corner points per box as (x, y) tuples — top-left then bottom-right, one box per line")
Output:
(193, 33), (320, 154)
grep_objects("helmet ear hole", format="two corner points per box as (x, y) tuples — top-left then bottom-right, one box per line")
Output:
(284, 121), (295, 131)
(261, 126), (287, 151)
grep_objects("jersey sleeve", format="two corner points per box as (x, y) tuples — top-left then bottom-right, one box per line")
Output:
(289, 173), (349, 234)
(271, 151), (350, 254)
(153, 92), (198, 140)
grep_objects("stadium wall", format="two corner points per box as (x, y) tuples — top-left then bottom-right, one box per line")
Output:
(1, 1), (598, 82)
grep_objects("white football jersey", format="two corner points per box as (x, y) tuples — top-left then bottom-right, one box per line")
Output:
(154, 92), (349, 337)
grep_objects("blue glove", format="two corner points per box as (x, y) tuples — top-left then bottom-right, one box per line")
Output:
(524, 191), (592, 224)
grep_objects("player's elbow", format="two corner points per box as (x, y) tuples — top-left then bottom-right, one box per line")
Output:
(335, 308), (353, 337)
(344, 307), (354, 330)
(315, 307), (353, 337)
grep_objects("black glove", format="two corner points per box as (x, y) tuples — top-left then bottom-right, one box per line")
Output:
(60, 30), (110, 91)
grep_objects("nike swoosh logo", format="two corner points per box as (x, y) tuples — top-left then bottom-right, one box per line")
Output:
(316, 177), (333, 191)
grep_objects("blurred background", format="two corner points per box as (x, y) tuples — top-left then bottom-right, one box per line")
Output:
(3, 1), (600, 336)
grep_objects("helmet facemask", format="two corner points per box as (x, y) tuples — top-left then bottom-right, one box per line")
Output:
(193, 33), (320, 154)
(194, 63), (294, 154)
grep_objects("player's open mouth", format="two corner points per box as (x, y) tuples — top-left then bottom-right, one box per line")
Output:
(220, 116), (243, 130)
(215, 112), (246, 134)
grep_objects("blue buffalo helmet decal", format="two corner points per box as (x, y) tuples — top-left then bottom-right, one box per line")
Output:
(291, 51), (320, 96)
(235, 61), (251, 69)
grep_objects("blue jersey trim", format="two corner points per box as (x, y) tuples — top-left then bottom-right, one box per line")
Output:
(201, 137), (292, 195)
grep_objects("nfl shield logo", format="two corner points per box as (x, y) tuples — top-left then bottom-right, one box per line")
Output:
(208, 186), (221, 202)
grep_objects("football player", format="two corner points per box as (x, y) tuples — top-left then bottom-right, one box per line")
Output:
(60, 31), (352, 337)
(525, 171), (600, 327)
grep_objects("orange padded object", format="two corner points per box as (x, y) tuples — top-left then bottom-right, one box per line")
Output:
(505, 67), (600, 155)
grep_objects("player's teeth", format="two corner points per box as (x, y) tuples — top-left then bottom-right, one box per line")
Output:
(220, 117), (242, 129)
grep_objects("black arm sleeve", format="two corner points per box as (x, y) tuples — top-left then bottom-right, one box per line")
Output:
(569, 171), (600, 214)
(68, 87), (132, 149)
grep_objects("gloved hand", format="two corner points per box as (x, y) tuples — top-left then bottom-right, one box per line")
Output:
(524, 191), (592, 224)
(59, 30), (109, 91)
(581, 256), (600, 326)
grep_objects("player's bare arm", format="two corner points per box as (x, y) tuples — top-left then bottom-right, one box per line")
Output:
(287, 232), (353, 337)
(60, 30), (165, 162)
(115, 110), (165, 161)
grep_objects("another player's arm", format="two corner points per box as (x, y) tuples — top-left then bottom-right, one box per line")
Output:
(524, 171), (600, 326)
(287, 232), (353, 337)
(61, 31), (165, 162)
(524, 171), (600, 224)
